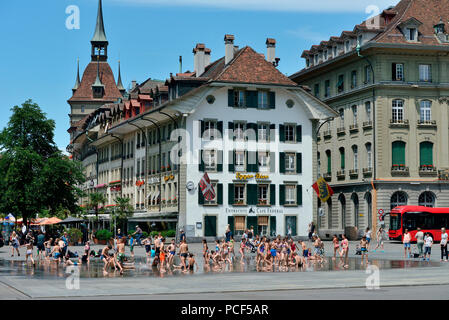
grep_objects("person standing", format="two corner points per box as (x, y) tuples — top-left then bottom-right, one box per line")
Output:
(424, 232), (433, 261)
(225, 225), (232, 243)
(364, 227), (372, 250)
(36, 231), (45, 260)
(414, 227), (425, 258)
(179, 229), (186, 243)
(10, 231), (20, 257)
(403, 229), (411, 259)
(133, 225), (143, 246)
(373, 227), (385, 253)
(440, 228), (448, 262)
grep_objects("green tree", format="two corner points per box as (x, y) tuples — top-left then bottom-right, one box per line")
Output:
(89, 192), (106, 219)
(112, 197), (134, 233)
(0, 100), (86, 224)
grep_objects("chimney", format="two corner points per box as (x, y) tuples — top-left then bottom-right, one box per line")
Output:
(266, 38), (276, 64)
(131, 80), (137, 89)
(224, 34), (235, 65)
(193, 43), (206, 77)
(205, 48), (211, 67)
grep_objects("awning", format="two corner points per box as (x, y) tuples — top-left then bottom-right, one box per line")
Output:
(58, 216), (85, 224)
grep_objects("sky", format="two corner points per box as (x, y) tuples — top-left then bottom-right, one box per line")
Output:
(0, 0), (400, 151)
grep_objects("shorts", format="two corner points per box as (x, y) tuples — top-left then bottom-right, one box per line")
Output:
(26, 250), (32, 255)
(151, 249), (156, 258)
(130, 246), (134, 252)
(270, 249), (277, 257)
(46, 248), (51, 256)
(54, 252), (61, 259)
(314, 248), (320, 255)
(404, 243), (411, 249)
(145, 245), (151, 253)
(37, 243), (45, 251)
(117, 253), (125, 263)
(303, 250), (309, 257)
(424, 247), (432, 255)
(181, 253), (188, 259)
(361, 248), (367, 252)
(366, 238), (371, 244)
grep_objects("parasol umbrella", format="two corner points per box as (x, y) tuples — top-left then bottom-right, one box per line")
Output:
(40, 217), (62, 225)
(58, 216), (85, 224)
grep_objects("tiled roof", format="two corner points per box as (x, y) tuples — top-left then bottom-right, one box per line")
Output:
(69, 62), (122, 102)
(212, 46), (296, 86)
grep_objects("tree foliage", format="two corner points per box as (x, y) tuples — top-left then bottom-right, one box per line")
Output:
(0, 100), (86, 224)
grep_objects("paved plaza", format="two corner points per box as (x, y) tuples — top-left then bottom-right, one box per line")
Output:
(0, 240), (449, 300)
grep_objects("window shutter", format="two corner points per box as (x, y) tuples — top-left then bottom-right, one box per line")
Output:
(392, 63), (397, 81)
(279, 124), (285, 142)
(217, 150), (223, 172)
(200, 120), (204, 138)
(228, 150), (235, 172)
(228, 216), (235, 234)
(270, 216), (276, 236)
(297, 153), (302, 174)
(420, 142), (433, 166)
(199, 150), (204, 172)
(392, 141), (406, 165)
(247, 184), (258, 205)
(279, 185), (285, 205)
(297, 185), (302, 205)
(296, 125), (302, 142)
(270, 152), (276, 172)
(228, 89), (234, 107)
(270, 184), (276, 205)
(269, 91), (276, 109)
(228, 183), (234, 205)
(228, 122), (234, 140)
(270, 124), (276, 142)
(198, 188), (204, 204)
(217, 183), (223, 204)
(217, 121), (223, 137)
(280, 152), (286, 173)
(246, 91), (257, 108)
(247, 216), (258, 230)
(247, 151), (257, 172)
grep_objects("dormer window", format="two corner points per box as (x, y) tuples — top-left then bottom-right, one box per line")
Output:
(407, 28), (417, 41)
(435, 20), (445, 34)
(333, 47), (337, 57)
(345, 41), (350, 52)
(306, 59), (310, 68)
(314, 55), (318, 64)
(324, 50), (328, 60)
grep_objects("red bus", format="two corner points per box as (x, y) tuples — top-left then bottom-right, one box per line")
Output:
(388, 206), (449, 242)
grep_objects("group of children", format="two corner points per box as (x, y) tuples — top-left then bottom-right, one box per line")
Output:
(202, 235), (330, 272)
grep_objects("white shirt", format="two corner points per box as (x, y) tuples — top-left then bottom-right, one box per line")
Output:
(441, 233), (448, 246)
(424, 236), (433, 247)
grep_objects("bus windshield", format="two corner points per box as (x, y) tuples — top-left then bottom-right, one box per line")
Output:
(402, 212), (449, 231)
(390, 214), (401, 230)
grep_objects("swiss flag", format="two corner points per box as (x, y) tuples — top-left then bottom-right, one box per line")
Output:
(199, 172), (216, 201)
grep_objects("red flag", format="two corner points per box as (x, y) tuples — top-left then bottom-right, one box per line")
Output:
(199, 172), (216, 201)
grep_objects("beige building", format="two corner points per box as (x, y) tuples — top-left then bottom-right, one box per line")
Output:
(290, 0), (449, 238)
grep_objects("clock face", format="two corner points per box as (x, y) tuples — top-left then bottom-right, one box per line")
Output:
(186, 181), (195, 191)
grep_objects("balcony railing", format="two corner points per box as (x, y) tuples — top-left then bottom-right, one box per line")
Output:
(337, 127), (346, 135)
(323, 172), (332, 181)
(439, 169), (449, 181)
(390, 119), (409, 128)
(323, 130), (332, 138)
(349, 124), (359, 133)
(419, 165), (437, 176)
(417, 120), (437, 127)
(362, 167), (373, 176)
(336, 170), (345, 179)
(362, 121), (373, 129)
(349, 169), (359, 178)
(391, 165), (409, 176)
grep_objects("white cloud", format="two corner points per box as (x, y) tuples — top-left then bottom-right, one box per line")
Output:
(111, 0), (400, 13)
(286, 27), (329, 42)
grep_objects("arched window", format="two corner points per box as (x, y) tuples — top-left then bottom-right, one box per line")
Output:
(339, 147), (345, 170)
(365, 193), (372, 229)
(326, 150), (332, 174)
(419, 142), (433, 168)
(420, 100), (432, 122)
(418, 191), (435, 207)
(392, 99), (404, 122)
(352, 145), (358, 170)
(366, 143), (372, 169)
(391, 191), (407, 210)
(351, 193), (359, 228)
(352, 105), (358, 125)
(392, 141), (406, 166)
(339, 194), (346, 228)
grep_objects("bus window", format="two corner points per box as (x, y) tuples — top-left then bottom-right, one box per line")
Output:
(434, 214), (449, 229)
(390, 214), (401, 230)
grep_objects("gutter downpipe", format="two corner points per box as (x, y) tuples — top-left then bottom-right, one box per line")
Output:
(158, 111), (181, 243)
(315, 117), (334, 231)
(357, 44), (377, 238)
(141, 117), (163, 214)
(129, 122), (148, 211)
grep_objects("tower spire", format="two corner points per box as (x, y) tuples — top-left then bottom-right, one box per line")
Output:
(91, 0), (108, 61)
(72, 58), (81, 92)
(117, 60), (126, 96)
